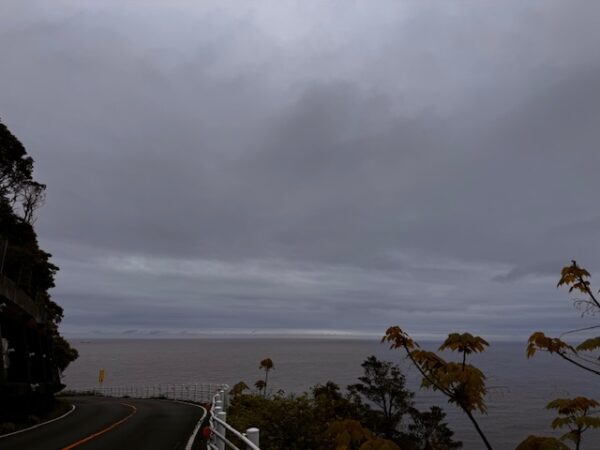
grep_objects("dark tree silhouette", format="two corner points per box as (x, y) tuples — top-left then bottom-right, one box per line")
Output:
(259, 358), (274, 396)
(348, 355), (414, 440)
(0, 118), (77, 374)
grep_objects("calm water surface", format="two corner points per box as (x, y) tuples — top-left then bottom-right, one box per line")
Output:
(63, 339), (599, 450)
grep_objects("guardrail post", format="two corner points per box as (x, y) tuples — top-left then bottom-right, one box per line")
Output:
(216, 410), (226, 450)
(246, 428), (259, 449)
(223, 390), (229, 410)
(210, 405), (220, 449)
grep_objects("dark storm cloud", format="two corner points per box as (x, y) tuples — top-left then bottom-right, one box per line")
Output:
(1, 1), (599, 338)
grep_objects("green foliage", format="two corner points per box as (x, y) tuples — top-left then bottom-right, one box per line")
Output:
(408, 407), (462, 450)
(527, 262), (600, 379)
(575, 337), (600, 353)
(228, 357), (461, 450)
(382, 326), (417, 351)
(419, 361), (487, 414)
(557, 261), (593, 297)
(347, 356), (414, 439)
(514, 436), (570, 450)
(439, 333), (489, 355)
(0, 202), (59, 304)
(380, 263), (600, 450)
(260, 358), (274, 371)
(227, 392), (326, 450)
(312, 382), (365, 421)
(0, 119), (76, 374)
(383, 329), (489, 415)
(383, 328), (490, 449)
(359, 438), (404, 450)
(526, 261), (600, 386)
(52, 333), (79, 373)
(526, 333), (575, 358)
(230, 381), (249, 397)
(546, 397), (599, 416)
(546, 397), (600, 447)
(556, 260), (600, 316)
(0, 120), (34, 202)
(520, 262), (600, 449)
(228, 388), (458, 450)
(326, 420), (402, 450)
(259, 357), (274, 396)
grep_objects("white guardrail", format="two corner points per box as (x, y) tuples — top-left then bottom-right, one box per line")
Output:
(63, 384), (262, 450)
(208, 388), (261, 450)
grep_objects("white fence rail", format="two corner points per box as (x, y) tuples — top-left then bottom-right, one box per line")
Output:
(63, 383), (225, 404)
(207, 389), (261, 450)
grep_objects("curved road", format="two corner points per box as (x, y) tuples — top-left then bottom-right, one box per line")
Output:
(0, 396), (207, 450)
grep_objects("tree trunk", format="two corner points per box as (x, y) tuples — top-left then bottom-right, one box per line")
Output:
(464, 408), (493, 450)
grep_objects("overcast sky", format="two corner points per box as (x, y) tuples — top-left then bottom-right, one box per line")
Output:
(1, 1), (599, 339)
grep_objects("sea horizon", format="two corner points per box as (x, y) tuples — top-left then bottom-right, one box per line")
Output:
(64, 332), (539, 342)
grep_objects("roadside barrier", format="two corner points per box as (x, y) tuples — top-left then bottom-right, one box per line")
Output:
(62, 383), (224, 404)
(207, 389), (261, 450)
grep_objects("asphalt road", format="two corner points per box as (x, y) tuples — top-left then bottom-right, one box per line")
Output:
(0, 396), (207, 450)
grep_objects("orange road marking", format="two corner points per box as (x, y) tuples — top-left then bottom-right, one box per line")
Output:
(61, 403), (137, 450)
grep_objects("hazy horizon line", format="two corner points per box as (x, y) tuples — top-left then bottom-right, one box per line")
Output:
(64, 330), (533, 343)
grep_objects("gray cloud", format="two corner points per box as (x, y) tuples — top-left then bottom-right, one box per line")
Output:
(1, 1), (599, 338)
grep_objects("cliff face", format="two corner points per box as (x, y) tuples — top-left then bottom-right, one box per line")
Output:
(0, 119), (75, 418)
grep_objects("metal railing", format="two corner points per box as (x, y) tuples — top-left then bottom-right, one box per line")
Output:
(63, 383), (225, 404)
(207, 389), (261, 450)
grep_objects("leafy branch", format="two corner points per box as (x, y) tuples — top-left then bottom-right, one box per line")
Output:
(527, 261), (600, 377)
(382, 327), (493, 450)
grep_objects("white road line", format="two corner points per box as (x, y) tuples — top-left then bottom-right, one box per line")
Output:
(172, 400), (208, 450)
(0, 404), (76, 439)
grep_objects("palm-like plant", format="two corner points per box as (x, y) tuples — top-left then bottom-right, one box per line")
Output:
(258, 358), (274, 396)
(382, 327), (493, 450)
(439, 332), (489, 370)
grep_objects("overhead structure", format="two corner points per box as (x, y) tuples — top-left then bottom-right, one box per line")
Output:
(0, 274), (62, 418)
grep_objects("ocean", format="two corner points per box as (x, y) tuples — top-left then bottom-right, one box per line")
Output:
(62, 338), (600, 450)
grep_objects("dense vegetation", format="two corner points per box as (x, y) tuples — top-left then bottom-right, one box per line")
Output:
(228, 356), (461, 450)
(0, 119), (77, 374)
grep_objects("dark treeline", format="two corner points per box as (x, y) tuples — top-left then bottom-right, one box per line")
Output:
(227, 356), (461, 450)
(0, 119), (77, 385)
